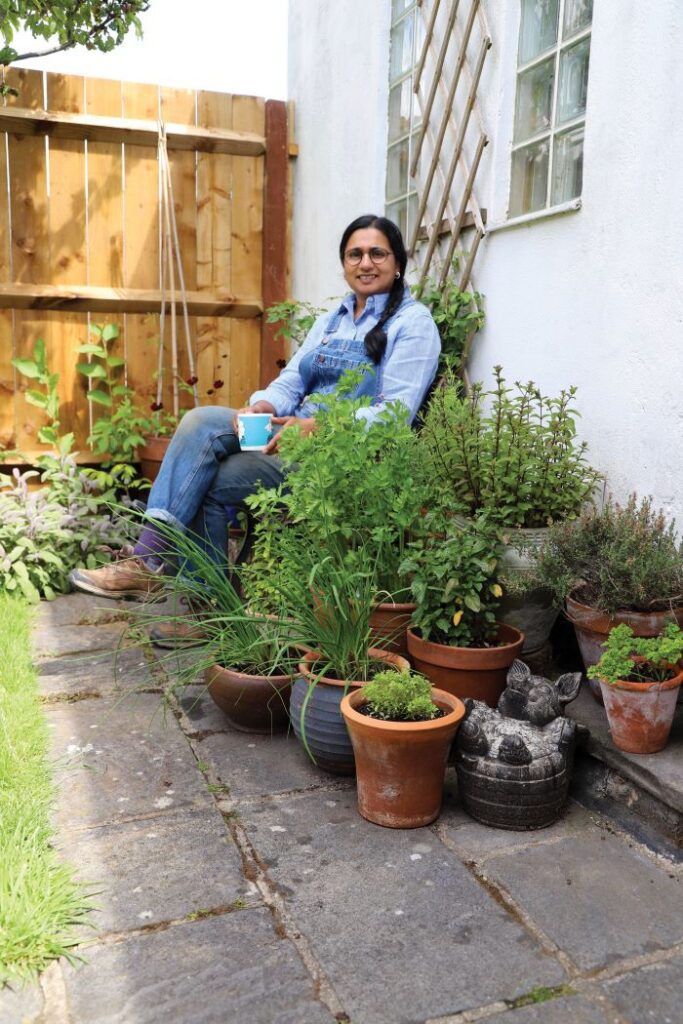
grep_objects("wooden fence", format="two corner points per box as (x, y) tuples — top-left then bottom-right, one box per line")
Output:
(0, 68), (292, 460)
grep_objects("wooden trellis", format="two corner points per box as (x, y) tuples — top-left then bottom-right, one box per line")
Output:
(409, 0), (491, 299)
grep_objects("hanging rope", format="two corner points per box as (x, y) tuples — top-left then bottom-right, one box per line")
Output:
(156, 120), (199, 416)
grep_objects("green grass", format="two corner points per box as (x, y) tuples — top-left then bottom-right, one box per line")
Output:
(0, 594), (92, 985)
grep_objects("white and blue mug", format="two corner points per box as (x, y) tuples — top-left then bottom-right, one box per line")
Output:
(237, 412), (273, 451)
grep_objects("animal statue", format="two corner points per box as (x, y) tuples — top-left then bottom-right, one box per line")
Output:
(453, 660), (583, 830)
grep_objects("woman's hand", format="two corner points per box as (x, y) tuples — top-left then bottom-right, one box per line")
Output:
(232, 401), (275, 432)
(264, 416), (317, 454)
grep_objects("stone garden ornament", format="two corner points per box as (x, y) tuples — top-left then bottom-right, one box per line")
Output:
(454, 660), (582, 830)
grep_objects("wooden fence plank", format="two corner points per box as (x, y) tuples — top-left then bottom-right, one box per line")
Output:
(260, 100), (288, 388)
(197, 90), (234, 406)
(5, 69), (53, 453)
(45, 73), (90, 450)
(0, 311), (15, 451)
(0, 282), (260, 316)
(122, 82), (160, 408)
(231, 95), (264, 405)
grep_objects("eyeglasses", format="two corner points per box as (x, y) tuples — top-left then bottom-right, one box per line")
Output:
(343, 247), (392, 266)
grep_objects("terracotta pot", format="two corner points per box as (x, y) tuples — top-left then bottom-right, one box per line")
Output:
(369, 601), (416, 657)
(597, 660), (683, 754)
(406, 624), (525, 708)
(566, 591), (683, 703)
(341, 687), (465, 828)
(139, 435), (171, 482)
(290, 648), (410, 775)
(205, 664), (292, 734)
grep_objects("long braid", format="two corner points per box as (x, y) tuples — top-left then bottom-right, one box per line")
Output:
(364, 275), (405, 364)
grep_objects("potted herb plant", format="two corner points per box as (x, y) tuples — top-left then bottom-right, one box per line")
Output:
(402, 510), (524, 706)
(340, 669), (465, 828)
(535, 495), (683, 699)
(417, 367), (602, 652)
(586, 623), (683, 753)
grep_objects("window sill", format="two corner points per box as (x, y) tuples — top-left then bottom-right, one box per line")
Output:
(486, 198), (582, 234)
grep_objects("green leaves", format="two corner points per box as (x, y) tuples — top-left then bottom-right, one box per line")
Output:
(587, 623), (683, 685)
(11, 359), (41, 379)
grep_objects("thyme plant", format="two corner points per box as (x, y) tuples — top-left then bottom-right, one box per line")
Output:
(361, 669), (439, 721)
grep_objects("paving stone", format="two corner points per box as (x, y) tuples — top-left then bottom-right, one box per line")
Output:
(196, 728), (341, 801)
(240, 789), (565, 1024)
(485, 832), (683, 971)
(34, 592), (130, 628)
(38, 648), (157, 698)
(45, 694), (212, 828)
(150, 645), (208, 687)
(570, 688), (683, 815)
(32, 621), (129, 659)
(58, 807), (247, 935)
(175, 683), (233, 736)
(0, 982), (44, 1024)
(438, 787), (594, 860)
(602, 953), (683, 1024)
(484, 993), (615, 1024)
(63, 910), (333, 1024)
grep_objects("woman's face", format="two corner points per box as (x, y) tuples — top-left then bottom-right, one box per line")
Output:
(342, 228), (399, 303)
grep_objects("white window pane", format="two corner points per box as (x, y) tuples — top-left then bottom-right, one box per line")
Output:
(386, 140), (410, 201)
(563, 0), (592, 38)
(551, 126), (584, 204)
(386, 198), (408, 238)
(390, 17), (414, 80)
(518, 0), (559, 64)
(405, 192), (419, 242)
(510, 139), (550, 216)
(392, 0), (415, 21)
(388, 80), (412, 143)
(514, 58), (555, 141)
(558, 38), (590, 124)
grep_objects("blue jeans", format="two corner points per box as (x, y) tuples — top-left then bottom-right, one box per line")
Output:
(146, 406), (285, 564)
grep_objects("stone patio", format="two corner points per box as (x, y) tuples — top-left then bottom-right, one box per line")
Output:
(2, 592), (682, 1024)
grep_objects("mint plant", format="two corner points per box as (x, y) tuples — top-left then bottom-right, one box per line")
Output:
(11, 339), (64, 447)
(587, 623), (683, 685)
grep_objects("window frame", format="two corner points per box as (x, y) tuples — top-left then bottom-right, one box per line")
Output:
(509, 0), (592, 219)
(385, 0), (422, 239)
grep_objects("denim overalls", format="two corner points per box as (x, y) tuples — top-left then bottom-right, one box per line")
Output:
(296, 307), (379, 416)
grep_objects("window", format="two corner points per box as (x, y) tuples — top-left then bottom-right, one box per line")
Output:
(509, 0), (592, 218)
(385, 0), (423, 238)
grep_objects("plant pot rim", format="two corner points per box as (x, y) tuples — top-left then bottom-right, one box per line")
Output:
(207, 663), (293, 686)
(340, 687), (465, 732)
(298, 648), (410, 688)
(372, 599), (416, 612)
(406, 622), (524, 655)
(566, 589), (683, 629)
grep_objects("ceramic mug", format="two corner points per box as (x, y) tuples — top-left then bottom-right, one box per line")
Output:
(237, 412), (273, 451)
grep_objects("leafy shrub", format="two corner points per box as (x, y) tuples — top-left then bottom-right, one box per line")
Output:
(587, 623), (683, 685)
(535, 495), (683, 614)
(413, 272), (484, 375)
(361, 669), (439, 721)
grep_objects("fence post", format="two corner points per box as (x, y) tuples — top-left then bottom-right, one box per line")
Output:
(260, 99), (288, 388)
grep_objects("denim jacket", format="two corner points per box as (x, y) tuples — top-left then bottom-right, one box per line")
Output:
(249, 288), (440, 427)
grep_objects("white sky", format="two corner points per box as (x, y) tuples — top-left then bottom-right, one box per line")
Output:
(9, 0), (288, 99)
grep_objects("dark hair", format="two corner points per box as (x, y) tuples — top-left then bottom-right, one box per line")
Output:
(339, 214), (408, 364)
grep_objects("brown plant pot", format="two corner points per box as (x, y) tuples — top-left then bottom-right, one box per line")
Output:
(290, 648), (410, 775)
(566, 591), (683, 703)
(205, 663), (292, 734)
(139, 435), (171, 483)
(406, 624), (525, 708)
(369, 601), (416, 657)
(341, 687), (466, 828)
(597, 660), (683, 754)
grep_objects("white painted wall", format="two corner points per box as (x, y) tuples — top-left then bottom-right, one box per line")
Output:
(287, 0), (391, 308)
(288, 0), (683, 524)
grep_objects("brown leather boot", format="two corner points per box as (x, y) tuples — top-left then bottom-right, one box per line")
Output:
(69, 555), (164, 600)
(149, 616), (206, 648)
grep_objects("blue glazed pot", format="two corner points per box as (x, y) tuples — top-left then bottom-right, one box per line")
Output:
(290, 650), (410, 776)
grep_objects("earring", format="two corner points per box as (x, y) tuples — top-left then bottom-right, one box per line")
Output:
(395, 271), (401, 279)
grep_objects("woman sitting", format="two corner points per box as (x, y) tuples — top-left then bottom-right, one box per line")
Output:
(69, 214), (441, 600)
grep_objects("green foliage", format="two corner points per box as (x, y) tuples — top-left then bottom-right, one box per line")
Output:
(0, 458), (133, 602)
(587, 623), (683, 686)
(419, 366), (601, 528)
(361, 669), (439, 721)
(247, 368), (427, 600)
(11, 338), (62, 445)
(0, 594), (91, 982)
(535, 495), (683, 614)
(265, 299), (326, 351)
(413, 269), (485, 374)
(400, 510), (504, 647)
(0, 1), (148, 68)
